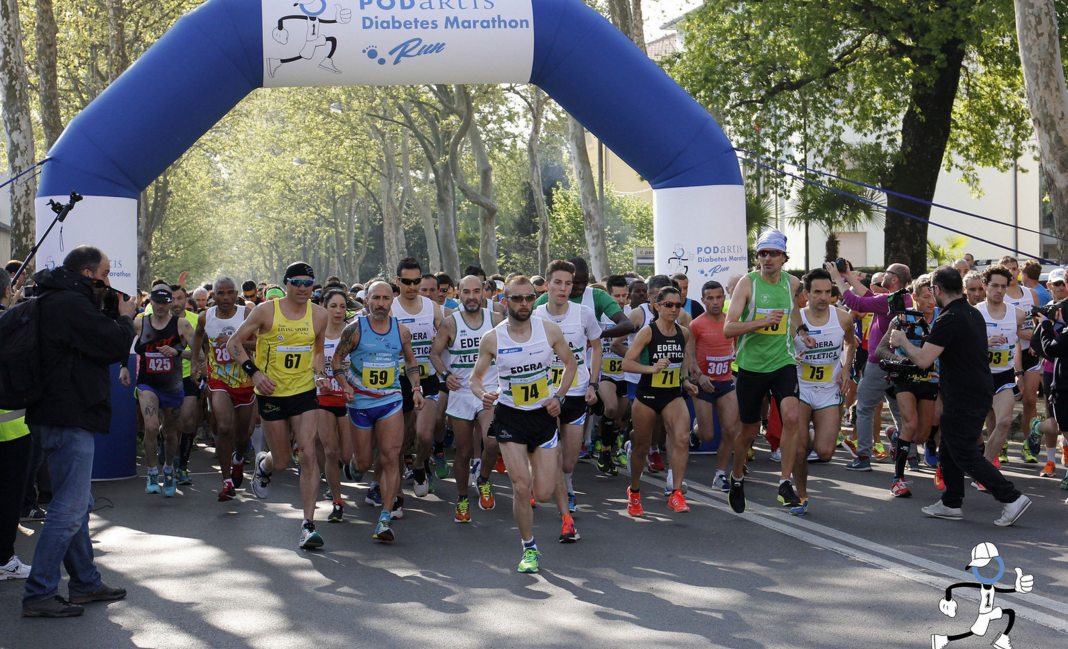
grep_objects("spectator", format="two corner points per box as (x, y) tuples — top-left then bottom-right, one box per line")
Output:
(953, 257), (970, 278)
(0, 267), (34, 582)
(1021, 260), (1051, 305)
(964, 253), (976, 269)
(21, 245), (137, 617)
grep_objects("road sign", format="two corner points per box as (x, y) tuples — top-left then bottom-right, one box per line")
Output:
(634, 246), (654, 270)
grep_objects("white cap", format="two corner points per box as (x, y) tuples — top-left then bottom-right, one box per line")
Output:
(1049, 268), (1066, 284)
(966, 542), (1000, 569)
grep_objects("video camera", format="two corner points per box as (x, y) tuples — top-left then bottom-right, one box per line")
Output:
(886, 287), (931, 339)
(1030, 302), (1064, 321)
(878, 356), (930, 382)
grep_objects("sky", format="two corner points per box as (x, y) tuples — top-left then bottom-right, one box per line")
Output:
(642, 0), (703, 41)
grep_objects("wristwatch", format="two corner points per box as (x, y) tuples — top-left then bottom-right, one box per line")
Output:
(440, 370), (452, 381)
(553, 394), (566, 405)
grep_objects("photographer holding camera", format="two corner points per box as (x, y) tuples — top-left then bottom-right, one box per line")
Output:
(1029, 293), (1068, 489)
(20, 245), (137, 617)
(826, 259), (911, 471)
(890, 266), (1030, 527)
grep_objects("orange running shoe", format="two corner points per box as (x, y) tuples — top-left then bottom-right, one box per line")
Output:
(668, 490), (690, 512)
(558, 514), (579, 543)
(477, 478), (495, 510)
(454, 499), (471, 523)
(530, 494), (537, 508)
(495, 455), (507, 474)
(934, 466), (945, 490)
(1040, 461), (1057, 477)
(627, 487), (644, 517)
(647, 449), (665, 473)
(992, 457), (1001, 469)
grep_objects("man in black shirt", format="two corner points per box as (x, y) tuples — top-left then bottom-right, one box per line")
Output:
(890, 266), (1031, 527)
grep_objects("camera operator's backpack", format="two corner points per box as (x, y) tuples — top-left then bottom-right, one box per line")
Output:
(0, 298), (44, 410)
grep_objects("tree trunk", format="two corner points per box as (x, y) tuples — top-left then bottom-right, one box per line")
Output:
(567, 115), (610, 279)
(1015, 0), (1068, 263)
(36, 0), (63, 150)
(413, 165), (442, 272)
(436, 170), (460, 278)
(629, 0), (646, 53)
(883, 40), (966, 274)
(138, 171), (170, 283)
(527, 86), (551, 275)
(352, 189), (370, 283)
(1, 0), (38, 262)
(467, 117), (497, 275)
(380, 135), (406, 277)
(825, 232), (839, 263)
(107, 0), (128, 83)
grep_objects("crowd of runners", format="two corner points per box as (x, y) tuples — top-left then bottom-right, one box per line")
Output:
(13, 229), (1067, 578)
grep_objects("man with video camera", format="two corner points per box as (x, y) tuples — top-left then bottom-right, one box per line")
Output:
(890, 266), (1031, 527)
(20, 245), (137, 617)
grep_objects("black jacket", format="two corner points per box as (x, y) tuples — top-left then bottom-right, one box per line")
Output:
(24, 267), (135, 434)
(1033, 319), (1068, 396)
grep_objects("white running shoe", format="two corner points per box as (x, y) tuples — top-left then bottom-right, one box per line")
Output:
(921, 500), (963, 520)
(0, 555), (31, 580)
(770, 448), (782, 463)
(251, 451), (271, 499)
(994, 495), (1031, 527)
(807, 450), (820, 462)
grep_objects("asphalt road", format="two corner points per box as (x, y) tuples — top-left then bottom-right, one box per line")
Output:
(3, 437), (1067, 649)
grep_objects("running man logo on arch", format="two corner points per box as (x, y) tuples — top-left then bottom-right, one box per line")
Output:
(262, 0), (534, 87)
(931, 543), (1034, 649)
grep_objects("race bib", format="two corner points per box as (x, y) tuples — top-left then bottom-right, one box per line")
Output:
(755, 310), (786, 335)
(512, 373), (548, 406)
(278, 344), (311, 370)
(550, 364), (578, 389)
(987, 349), (1009, 369)
(362, 361), (395, 388)
(145, 352), (173, 374)
(705, 355), (732, 376)
(212, 344), (232, 364)
(651, 362), (682, 388)
(417, 361), (430, 378)
(603, 358), (623, 374)
(801, 362), (833, 383)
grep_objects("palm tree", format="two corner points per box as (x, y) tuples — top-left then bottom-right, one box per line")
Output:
(746, 183), (775, 268)
(789, 177), (882, 262)
(927, 234), (969, 267)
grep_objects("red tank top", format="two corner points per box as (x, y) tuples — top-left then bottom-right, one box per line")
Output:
(690, 315), (735, 381)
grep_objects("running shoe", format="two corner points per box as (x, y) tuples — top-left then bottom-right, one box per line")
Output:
(391, 495), (405, 520)
(403, 455), (414, 480)
(746, 447), (756, 462)
(1040, 461), (1057, 477)
(890, 478), (912, 498)
(597, 450), (617, 476)
(647, 449), (665, 473)
(1060, 472), (1068, 490)
(999, 443), (1009, 464)
(413, 472), (430, 497)
(994, 494), (1032, 527)
(934, 466), (945, 491)
(992, 457), (1002, 469)
(373, 514), (395, 542)
(777, 481), (801, 507)
(19, 507), (45, 522)
(251, 451), (271, 499)
(907, 455), (920, 471)
(477, 478), (495, 510)
(175, 468), (193, 486)
(807, 450), (821, 462)
(517, 548), (540, 573)
(559, 515), (580, 542)
(578, 445), (592, 460)
(842, 437), (858, 458)
(231, 454), (245, 489)
(769, 448), (782, 463)
(1023, 417), (1042, 463)
(712, 474), (730, 492)
(343, 459), (355, 481)
(921, 500), (963, 520)
(728, 475), (745, 513)
(567, 492), (577, 513)
(299, 521), (323, 549)
(434, 452), (449, 479)
(328, 502), (344, 522)
(0, 555), (31, 580)
(924, 445), (939, 468)
(470, 458), (482, 485)
(365, 484), (383, 507)
(626, 487), (644, 517)
(873, 442), (890, 462)
(845, 456), (871, 471)
(972, 481), (988, 492)
(615, 447), (628, 468)
(162, 470), (177, 497)
(145, 474), (161, 495)
(443, 426), (454, 448)
(454, 499), (471, 523)
(668, 490), (689, 513)
(836, 430), (846, 448)
(530, 494), (537, 508)
(426, 468), (436, 495)
(789, 499), (809, 516)
(495, 455), (507, 474)
(218, 480), (236, 502)
(593, 439), (603, 455)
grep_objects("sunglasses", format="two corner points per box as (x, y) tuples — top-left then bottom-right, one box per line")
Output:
(757, 250), (783, 258)
(397, 277), (420, 286)
(507, 293), (537, 303)
(286, 278), (314, 288)
(658, 301), (684, 309)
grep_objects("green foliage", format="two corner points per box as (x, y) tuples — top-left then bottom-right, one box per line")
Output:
(789, 178), (882, 261)
(928, 235), (970, 266)
(548, 180), (653, 277)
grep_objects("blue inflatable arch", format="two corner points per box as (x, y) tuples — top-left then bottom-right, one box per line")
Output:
(36, 0), (745, 293)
